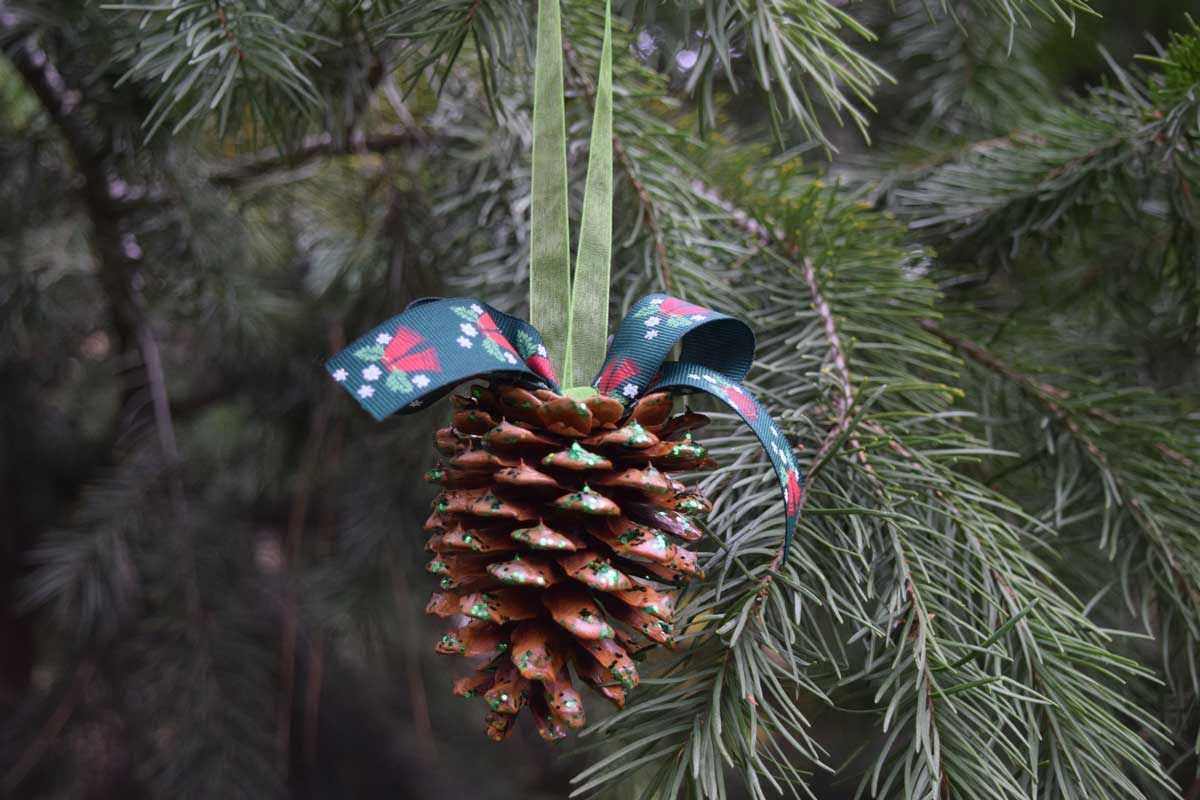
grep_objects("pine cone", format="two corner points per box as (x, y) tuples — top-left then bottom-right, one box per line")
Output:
(422, 382), (716, 741)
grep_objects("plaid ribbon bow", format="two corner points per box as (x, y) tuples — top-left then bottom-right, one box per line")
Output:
(327, 294), (804, 555)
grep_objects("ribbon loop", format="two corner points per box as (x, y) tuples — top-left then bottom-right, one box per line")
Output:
(591, 294), (801, 557)
(327, 292), (802, 557)
(566, 0), (615, 387)
(593, 294), (756, 402)
(529, 0), (572, 375)
(649, 363), (802, 556)
(326, 298), (558, 421)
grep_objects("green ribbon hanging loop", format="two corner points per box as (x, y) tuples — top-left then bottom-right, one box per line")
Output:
(566, 0), (613, 389)
(530, 0), (614, 392)
(529, 0), (572, 377)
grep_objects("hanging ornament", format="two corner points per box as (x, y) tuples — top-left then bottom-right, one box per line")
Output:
(326, 0), (802, 741)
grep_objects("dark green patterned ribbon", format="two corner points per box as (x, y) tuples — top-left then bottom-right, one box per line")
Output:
(327, 294), (803, 557)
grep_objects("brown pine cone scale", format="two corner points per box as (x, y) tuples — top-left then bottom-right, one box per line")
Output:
(423, 381), (712, 741)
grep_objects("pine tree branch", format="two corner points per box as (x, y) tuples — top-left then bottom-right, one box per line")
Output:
(208, 128), (429, 187)
(921, 318), (1200, 611)
(3, 7), (198, 582)
(691, 176), (874, 480)
(886, 51), (1200, 271)
(1, 10), (139, 356)
(1, 660), (94, 795)
(752, 253), (870, 595)
(688, 168), (1171, 797)
(789, 256), (951, 795)
(2, 8), (215, 705)
(276, 325), (341, 774)
(357, 16), (1180, 794)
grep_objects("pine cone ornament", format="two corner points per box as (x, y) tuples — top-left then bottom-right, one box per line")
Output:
(325, 0), (804, 746)
(422, 382), (716, 741)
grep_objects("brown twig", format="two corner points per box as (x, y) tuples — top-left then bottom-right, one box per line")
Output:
(922, 318), (1124, 491)
(3, 9), (200, 615)
(755, 255), (867, 592)
(799, 257), (873, 475)
(2, 660), (95, 794)
(136, 316), (199, 616)
(276, 325), (342, 773)
(391, 564), (438, 763)
(921, 318), (1200, 609)
(209, 128), (428, 187)
(1, 14), (139, 358)
(302, 377), (346, 773)
(303, 634), (325, 770)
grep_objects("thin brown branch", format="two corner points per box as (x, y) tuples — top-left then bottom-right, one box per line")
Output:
(922, 318), (1200, 608)
(921, 318), (1126, 485)
(276, 324), (342, 773)
(209, 128), (428, 187)
(754, 255), (863, 593)
(800, 259), (855, 449)
(303, 635), (325, 770)
(2, 15), (139, 355)
(392, 563), (438, 764)
(136, 316), (198, 619)
(4, 12), (200, 608)
(2, 660), (95, 794)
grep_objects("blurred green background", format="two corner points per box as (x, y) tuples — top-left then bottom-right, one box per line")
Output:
(1, 1), (1196, 798)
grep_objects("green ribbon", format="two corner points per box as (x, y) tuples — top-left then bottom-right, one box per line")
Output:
(566, 0), (613, 389)
(529, 0), (571, 377)
(530, 0), (614, 391)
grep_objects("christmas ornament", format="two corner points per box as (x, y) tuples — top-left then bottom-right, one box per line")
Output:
(326, 0), (801, 741)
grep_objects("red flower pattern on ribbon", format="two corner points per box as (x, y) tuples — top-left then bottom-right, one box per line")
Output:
(658, 298), (709, 318)
(597, 357), (638, 396)
(786, 468), (802, 518)
(477, 311), (518, 354)
(723, 385), (758, 420)
(384, 326), (443, 374)
(525, 354), (557, 383)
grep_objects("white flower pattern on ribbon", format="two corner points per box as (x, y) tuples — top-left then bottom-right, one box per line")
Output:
(503, 352), (518, 365)
(357, 385), (375, 399)
(690, 314), (706, 322)
(536, 344), (548, 357)
(644, 316), (661, 327)
(621, 383), (639, 399)
(412, 374), (431, 389)
(644, 330), (659, 340)
(362, 365), (382, 381)
(460, 323), (478, 337)
(375, 332), (392, 344)
(470, 304), (483, 314)
(331, 368), (348, 383)
(457, 336), (473, 349)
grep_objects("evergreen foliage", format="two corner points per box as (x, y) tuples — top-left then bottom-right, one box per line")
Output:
(1, 1), (1197, 799)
